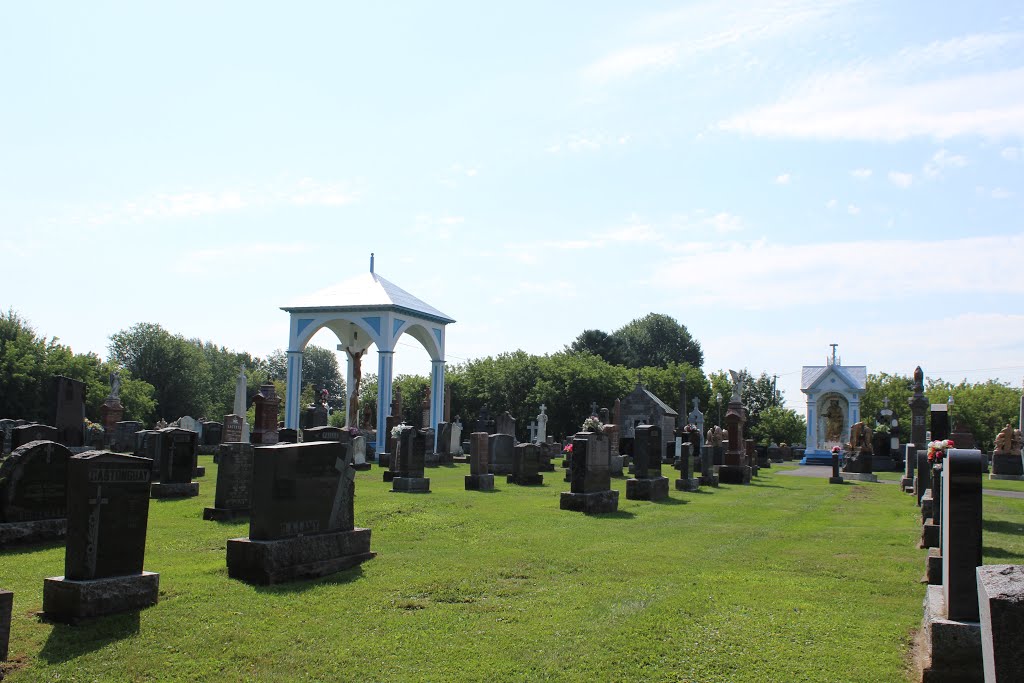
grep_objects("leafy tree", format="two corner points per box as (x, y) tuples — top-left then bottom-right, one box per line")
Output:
(860, 372), (914, 435)
(925, 378), (1020, 452)
(566, 329), (626, 366)
(264, 345), (345, 410)
(706, 369), (784, 439)
(613, 313), (704, 369)
(750, 405), (807, 445)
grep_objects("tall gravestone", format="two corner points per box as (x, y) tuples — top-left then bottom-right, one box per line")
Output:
(674, 438), (700, 493)
(50, 375), (85, 447)
(627, 424), (668, 500)
(508, 443), (543, 485)
(150, 428), (199, 498)
(112, 421), (142, 453)
(42, 451), (158, 622)
(226, 441), (374, 584)
(909, 366), (929, 446)
(900, 443), (917, 491)
(931, 404), (950, 442)
(720, 397), (751, 485)
(699, 444), (719, 487)
(536, 405), (548, 443)
(204, 443), (254, 521)
(465, 432), (494, 490)
(495, 412), (516, 442)
(560, 431), (618, 514)
(252, 384), (280, 446)
(0, 588), (10, 661)
(390, 426), (430, 493)
(0, 441), (72, 547)
(222, 414), (244, 444)
(488, 433), (515, 475)
(233, 364), (250, 443)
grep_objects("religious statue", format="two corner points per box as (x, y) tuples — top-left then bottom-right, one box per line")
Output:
(728, 369), (745, 403)
(361, 403), (374, 430)
(109, 371), (122, 400)
(824, 399), (844, 443)
(913, 366), (924, 395)
(155, 418), (168, 430)
(345, 346), (367, 428)
(706, 425), (724, 447)
(847, 420), (873, 453)
(994, 423), (1023, 455)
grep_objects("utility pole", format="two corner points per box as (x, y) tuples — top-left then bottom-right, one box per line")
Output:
(772, 374), (778, 406)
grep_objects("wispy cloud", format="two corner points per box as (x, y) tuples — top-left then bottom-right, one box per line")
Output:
(923, 149), (968, 178)
(888, 171), (914, 188)
(718, 32), (1024, 141)
(850, 168), (873, 179)
(74, 178), (358, 226)
(775, 173), (792, 185)
(847, 204), (861, 215)
(1001, 146), (1022, 161)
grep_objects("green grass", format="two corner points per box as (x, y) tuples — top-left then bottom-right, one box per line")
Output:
(872, 468), (1024, 493)
(4, 458), (1023, 682)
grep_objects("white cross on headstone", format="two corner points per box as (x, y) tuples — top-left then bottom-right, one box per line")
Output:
(590, 401), (598, 416)
(539, 404), (546, 416)
(528, 421), (538, 443)
(86, 485), (109, 576)
(883, 397), (890, 409)
(329, 451), (355, 529)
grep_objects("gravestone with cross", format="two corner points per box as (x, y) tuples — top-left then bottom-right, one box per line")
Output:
(0, 440), (73, 548)
(226, 440), (374, 584)
(627, 424), (669, 500)
(42, 451), (158, 621)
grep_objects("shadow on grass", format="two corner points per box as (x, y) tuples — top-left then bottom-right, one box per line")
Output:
(1, 539), (65, 556)
(983, 519), (1024, 535)
(651, 497), (688, 506)
(590, 510), (636, 519)
(749, 482), (786, 489)
(254, 564), (369, 595)
(983, 545), (1024, 561)
(39, 611), (140, 663)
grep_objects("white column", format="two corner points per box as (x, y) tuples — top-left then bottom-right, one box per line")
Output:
(284, 350), (303, 429)
(430, 359), (445, 450)
(345, 354), (356, 428)
(376, 351), (394, 445)
(806, 397), (815, 450)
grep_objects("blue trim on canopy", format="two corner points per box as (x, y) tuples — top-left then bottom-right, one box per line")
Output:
(433, 327), (443, 347)
(393, 318), (406, 337)
(296, 318), (314, 337)
(362, 316), (381, 335)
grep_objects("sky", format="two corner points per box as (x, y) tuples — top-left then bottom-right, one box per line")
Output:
(2, 1), (1023, 412)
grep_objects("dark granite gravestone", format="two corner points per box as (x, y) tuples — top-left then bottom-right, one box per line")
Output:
(202, 421), (223, 447)
(942, 449), (984, 622)
(0, 440), (72, 547)
(909, 366), (928, 445)
(303, 425), (344, 442)
(829, 451), (843, 484)
(0, 588), (10, 661)
(626, 425), (669, 500)
(900, 443), (917, 491)
(495, 411), (517, 442)
(301, 400), (328, 430)
(42, 451), (158, 622)
(915, 449), (931, 506)
(755, 445), (770, 468)
(465, 432), (493, 490)
(976, 564), (1024, 683)
(673, 439), (699, 493)
(150, 428), (199, 498)
(226, 440), (374, 584)
(560, 431), (618, 514)
(767, 444), (782, 463)
(204, 443), (254, 521)
(10, 424), (58, 451)
(111, 421), (142, 453)
(391, 427), (430, 493)
(930, 404), (950, 442)
(222, 414), (244, 444)
(699, 445), (719, 487)
(508, 443), (543, 485)
(378, 415), (402, 469)
(488, 433), (515, 475)
(252, 384), (280, 445)
(51, 375), (85, 447)
(719, 400), (750, 484)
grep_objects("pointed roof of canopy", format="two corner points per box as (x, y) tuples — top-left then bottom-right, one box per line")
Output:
(281, 271), (455, 325)
(801, 364), (866, 392)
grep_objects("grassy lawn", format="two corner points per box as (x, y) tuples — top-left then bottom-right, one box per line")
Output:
(3, 458), (1023, 682)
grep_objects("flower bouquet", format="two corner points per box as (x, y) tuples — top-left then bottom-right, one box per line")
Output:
(927, 439), (953, 464)
(581, 416), (604, 433)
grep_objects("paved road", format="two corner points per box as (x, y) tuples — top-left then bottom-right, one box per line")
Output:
(775, 464), (1024, 499)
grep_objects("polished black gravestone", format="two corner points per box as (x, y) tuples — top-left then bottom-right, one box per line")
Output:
(42, 451), (158, 622)
(0, 440), (72, 547)
(627, 425), (669, 499)
(508, 443), (543, 485)
(673, 438), (700, 494)
(977, 564), (1024, 683)
(111, 421), (142, 453)
(10, 424), (58, 451)
(151, 428), (199, 498)
(465, 432), (493, 490)
(0, 588), (10, 661)
(226, 441), (374, 585)
(390, 426), (430, 493)
(204, 442), (254, 521)
(930, 404), (950, 442)
(201, 421), (223, 447)
(699, 445), (719, 487)
(829, 451), (844, 484)
(488, 433), (515, 476)
(51, 375), (85, 447)
(560, 432), (618, 514)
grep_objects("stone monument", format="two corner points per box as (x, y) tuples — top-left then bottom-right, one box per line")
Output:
(508, 443), (543, 485)
(203, 442), (254, 521)
(98, 371), (125, 439)
(991, 423), (1023, 480)
(465, 432), (494, 491)
(560, 431), (618, 514)
(626, 424), (668, 500)
(799, 346), (867, 465)
(252, 384), (280, 445)
(719, 371), (751, 484)
(0, 440), (72, 547)
(150, 428), (199, 498)
(233, 365), (250, 443)
(390, 426), (430, 493)
(50, 375), (85, 447)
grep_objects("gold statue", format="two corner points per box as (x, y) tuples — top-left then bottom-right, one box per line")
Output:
(994, 423), (1022, 455)
(824, 399), (844, 442)
(848, 420), (873, 453)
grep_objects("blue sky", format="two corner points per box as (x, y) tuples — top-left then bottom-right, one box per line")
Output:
(2, 1), (1023, 411)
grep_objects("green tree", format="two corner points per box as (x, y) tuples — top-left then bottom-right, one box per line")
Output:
(925, 378), (1019, 451)
(566, 329), (626, 366)
(706, 369), (783, 439)
(265, 345), (345, 410)
(750, 405), (807, 445)
(860, 372), (914, 436)
(613, 313), (704, 369)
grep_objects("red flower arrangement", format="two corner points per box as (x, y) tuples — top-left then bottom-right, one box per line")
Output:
(927, 439), (954, 464)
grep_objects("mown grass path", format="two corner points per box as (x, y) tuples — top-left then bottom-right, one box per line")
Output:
(4, 460), (1023, 682)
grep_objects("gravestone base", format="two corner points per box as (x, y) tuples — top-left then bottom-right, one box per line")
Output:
(926, 548), (943, 585)
(989, 473), (1024, 481)
(673, 477), (699, 493)
(842, 472), (879, 483)
(506, 474), (544, 486)
(0, 519), (67, 548)
(194, 466), (206, 478)
(391, 477), (430, 493)
(900, 475), (914, 490)
(150, 482), (199, 498)
(382, 471), (395, 482)
(378, 453), (391, 468)
(871, 455), (898, 471)
(227, 528), (374, 585)
(916, 585), (982, 683)
(921, 520), (940, 549)
(42, 572), (159, 623)
(828, 476), (844, 484)
(559, 490), (619, 514)
(990, 455), (1023, 477)
(977, 565), (1024, 683)
(465, 474), (494, 491)
(203, 506), (248, 522)
(717, 465), (751, 485)
(627, 476), (669, 500)
(699, 474), (719, 487)
(352, 462), (372, 471)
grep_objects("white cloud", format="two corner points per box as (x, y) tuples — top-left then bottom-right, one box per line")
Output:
(888, 171), (914, 188)
(775, 173), (792, 185)
(825, 199), (838, 209)
(709, 212), (744, 233)
(1000, 146), (1021, 161)
(990, 187), (1014, 199)
(584, 43), (679, 82)
(598, 222), (663, 242)
(718, 33), (1024, 141)
(850, 168), (873, 179)
(412, 214), (464, 240)
(923, 149), (968, 178)
(847, 204), (861, 215)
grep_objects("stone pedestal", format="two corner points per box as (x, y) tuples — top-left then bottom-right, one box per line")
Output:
(194, 466), (206, 478)
(226, 528), (374, 585)
(150, 482), (199, 498)
(977, 564), (1024, 683)
(0, 519), (67, 548)
(391, 477), (430, 493)
(718, 464), (751, 485)
(559, 490), (619, 514)
(843, 472), (879, 483)
(926, 548), (942, 585)
(842, 448), (873, 475)
(916, 585), (981, 683)
(98, 399), (124, 436)
(627, 476), (669, 500)
(42, 572), (159, 623)
(829, 451), (844, 484)
(990, 452), (1023, 479)
(465, 474), (494, 491)
(921, 520), (940, 549)
(674, 476), (699, 492)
